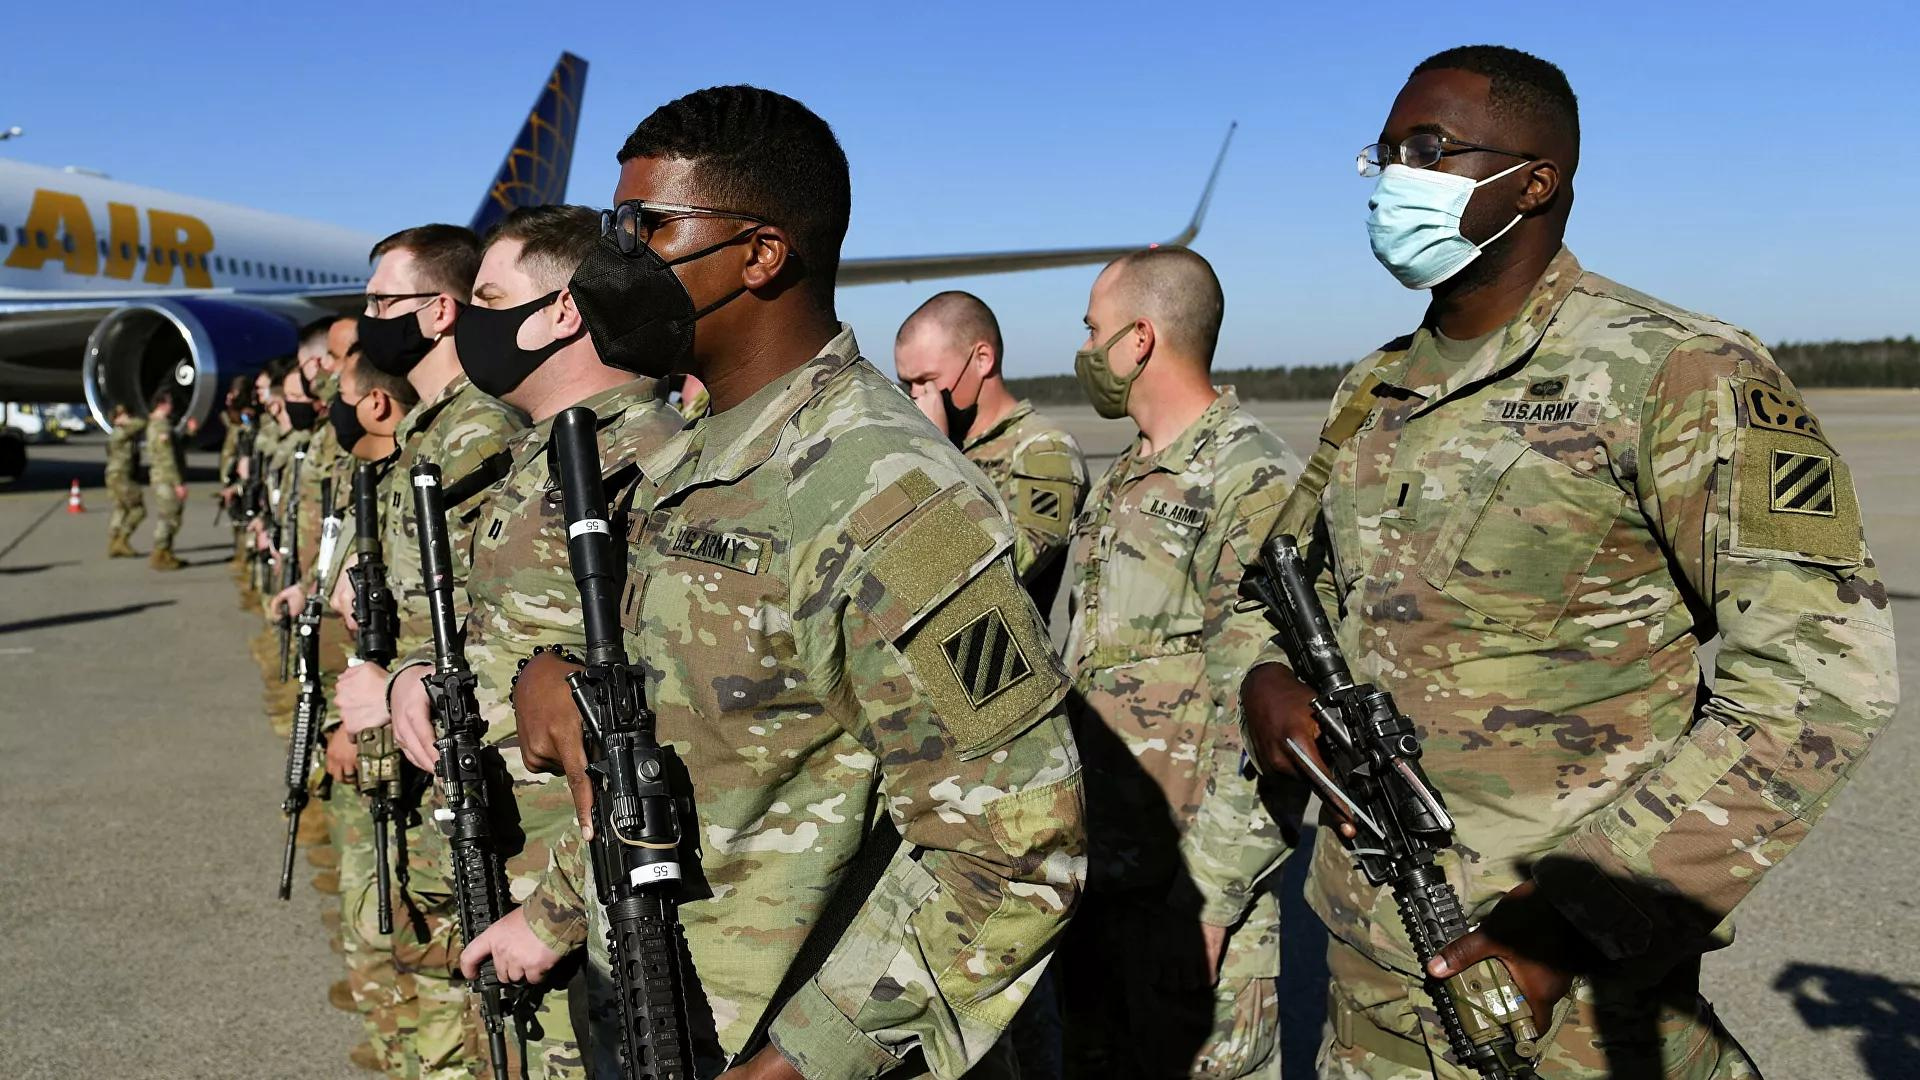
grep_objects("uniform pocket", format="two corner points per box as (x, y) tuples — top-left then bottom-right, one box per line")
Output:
(1422, 440), (1623, 640)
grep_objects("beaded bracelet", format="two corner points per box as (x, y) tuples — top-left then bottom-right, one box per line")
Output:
(511, 643), (583, 690)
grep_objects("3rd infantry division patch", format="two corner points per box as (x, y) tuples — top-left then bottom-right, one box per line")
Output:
(942, 606), (1033, 708)
(1771, 449), (1837, 516)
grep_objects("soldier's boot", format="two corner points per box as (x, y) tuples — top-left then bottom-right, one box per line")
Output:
(149, 546), (183, 571)
(296, 802), (333, 846)
(107, 533), (138, 558)
(313, 869), (341, 895)
(330, 978), (359, 1013)
(309, 844), (341, 869)
(348, 1041), (383, 1073)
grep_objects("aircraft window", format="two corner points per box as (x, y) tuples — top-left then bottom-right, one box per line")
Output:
(121, 242), (131, 261)
(0, 224), (8, 243)
(36, 230), (48, 249)
(168, 249), (179, 266)
(63, 234), (75, 253)
(138, 245), (147, 261)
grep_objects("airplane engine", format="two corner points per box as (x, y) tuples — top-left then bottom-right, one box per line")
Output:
(82, 296), (327, 446)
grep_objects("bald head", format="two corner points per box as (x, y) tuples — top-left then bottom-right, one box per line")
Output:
(1095, 247), (1225, 366)
(896, 291), (1004, 370)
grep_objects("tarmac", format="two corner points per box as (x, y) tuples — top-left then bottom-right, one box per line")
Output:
(0, 389), (1914, 1079)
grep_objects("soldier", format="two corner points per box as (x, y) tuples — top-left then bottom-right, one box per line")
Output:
(331, 222), (527, 1079)
(1052, 247), (1300, 1079)
(216, 375), (253, 523)
(474, 86), (1087, 1080)
(144, 392), (188, 571)
(895, 290), (1089, 612)
(1236, 45), (1900, 1078)
(104, 404), (148, 558)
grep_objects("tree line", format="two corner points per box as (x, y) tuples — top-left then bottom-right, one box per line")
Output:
(1005, 337), (1920, 404)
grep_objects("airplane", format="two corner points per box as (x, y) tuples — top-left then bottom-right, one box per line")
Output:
(0, 50), (1233, 479)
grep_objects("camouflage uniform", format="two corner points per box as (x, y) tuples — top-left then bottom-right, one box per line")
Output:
(1053, 389), (1299, 1079)
(378, 373), (526, 1080)
(385, 380), (680, 1079)
(106, 414), (147, 550)
(145, 414), (187, 553)
(1226, 249), (1899, 1078)
(524, 328), (1086, 1080)
(961, 400), (1089, 610)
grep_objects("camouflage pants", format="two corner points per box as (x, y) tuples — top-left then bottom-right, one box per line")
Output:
(1059, 892), (1281, 1079)
(150, 482), (183, 548)
(107, 478), (145, 538)
(1318, 935), (1758, 1079)
(336, 784), (416, 1075)
(498, 772), (589, 1079)
(397, 815), (497, 1080)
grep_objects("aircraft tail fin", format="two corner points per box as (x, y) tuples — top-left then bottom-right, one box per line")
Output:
(468, 52), (589, 236)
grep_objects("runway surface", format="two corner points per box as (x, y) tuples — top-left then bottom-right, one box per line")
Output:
(1, 389), (1913, 1079)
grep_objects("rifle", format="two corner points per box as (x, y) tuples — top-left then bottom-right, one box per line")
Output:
(278, 477), (340, 901)
(277, 450), (305, 683)
(413, 461), (518, 1080)
(244, 448), (270, 590)
(1252, 534), (1542, 1080)
(553, 406), (695, 1080)
(347, 462), (408, 937)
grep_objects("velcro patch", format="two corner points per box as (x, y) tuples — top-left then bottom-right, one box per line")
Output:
(1142, 497), (1208, 529)
(669, 527), (762, 573)
(1482, 399), (1602, 426)
(850, 468), (938, 549)
(901, 559), (1061, 757)
(1770, 449), (1836, 516)
(862, 489), (1001, 641)
(1016, 444), (1080, 482)
(1741, 381), (1824, 442)
(1732, 427), (1861, 565)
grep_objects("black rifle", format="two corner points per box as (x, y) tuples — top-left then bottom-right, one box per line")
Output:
(553, 406), (695, 1080)
(1252, 534), (1542, 1080)
(278, 476), (336, 901)
(413, 461), (518, 1080)
(277, 450), (306, 682)
(348, 462), (408, 937)
(244, 448), (271, 591)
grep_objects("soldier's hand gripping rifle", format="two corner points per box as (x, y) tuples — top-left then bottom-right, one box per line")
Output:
(552, 406), (695, 1080)
(348, 462), (407, 937)
(279, 476), (341, 900)
(277, 450), (306, 683)
(1251, 534), (1542, 1080)
(413, 462), (518, 1080)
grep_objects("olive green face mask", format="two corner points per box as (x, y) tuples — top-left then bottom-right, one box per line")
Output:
(1074, 321), (1146, 419)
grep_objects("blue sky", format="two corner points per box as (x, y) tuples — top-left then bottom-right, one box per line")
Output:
(6, 1), (1913, 377)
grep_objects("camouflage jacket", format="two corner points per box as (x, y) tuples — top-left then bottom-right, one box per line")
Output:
(267, 425), (310, 518)
(295, 420), (350, 582)
(1061, 391), (1300, 951)
(145, 416), (187, 488)
(216, 414), (243, 484)
(1258, 248), (1899, 974)
(528, 328), (1086, 1079)
(379, 372), (526, 662)
(106, 416), (147, 485)
(961, 399), (1089, 599)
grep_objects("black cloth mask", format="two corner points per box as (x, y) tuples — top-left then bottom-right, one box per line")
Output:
(455, 291), (581, 399)
(357, 301), (448, 377)
(328, 395), (367, 452)
(283, 399), (318, 430)
(569, 229), (754, 379)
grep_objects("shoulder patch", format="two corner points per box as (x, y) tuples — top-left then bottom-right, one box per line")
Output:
(850, 468), (938, 549)
(1014, 478), (1076, 536)
(1738, 379), (1825, 443)
(1731, 427), (1862, 566)
(1012, 441), (1081, 482)
(901, 559), (1062, 758)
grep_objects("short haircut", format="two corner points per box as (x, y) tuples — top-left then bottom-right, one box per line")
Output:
(345, 349), (420, 411)
(618, 86), (850, 306)
(369, 224), (482, 302)
(483, 204), (602, 291)
(298, 316), (334, 350)
(1412, 45), (1579, 168)
(259, 355), (297, 398)
(1101, 247), (1226, 365)
(898, 291), (1004, 365)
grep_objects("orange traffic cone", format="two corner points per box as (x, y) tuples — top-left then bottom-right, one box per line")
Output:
(66, 479), (85, 513)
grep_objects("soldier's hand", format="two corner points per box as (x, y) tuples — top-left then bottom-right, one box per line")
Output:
(389, 666), (438, 770)
(1429, 879), (1598, 1024)
(174, 484), (188, 501)
(1241, 662), (1356, 839)
(718, 1045), (805, 1080)
(1201, 922), (1229, 984)
(460, 907), (566, 986)
(272, 584), (306, 619)
(323, 725), (357, 784)
(336, 662), (394, 734)
(512, 650), (595, 839)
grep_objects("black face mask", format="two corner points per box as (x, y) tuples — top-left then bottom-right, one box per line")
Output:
(284, 399), (318, 430)
(455, 291), (582, 399)
(328, 394), (368, 452)
(357, 301), (446, 377)
(569, 229), (754, 379)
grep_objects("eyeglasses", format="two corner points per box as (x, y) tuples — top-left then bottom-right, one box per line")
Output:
(1357, 133), (1533, 177)
(600, 199), (769, 255)
(363, 291), (439, 317)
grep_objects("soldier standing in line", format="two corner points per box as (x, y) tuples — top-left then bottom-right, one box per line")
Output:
(105, 404), (147, 558)
(143, 393), (188, 571)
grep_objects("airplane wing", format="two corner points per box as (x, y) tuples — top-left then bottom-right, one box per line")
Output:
(838, 122), (1235, 286)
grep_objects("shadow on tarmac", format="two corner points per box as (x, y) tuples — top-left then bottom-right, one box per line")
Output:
(0, 599), (177, 636)
(0, 560), (78, 576)
(1775, 962), (1920, 1080)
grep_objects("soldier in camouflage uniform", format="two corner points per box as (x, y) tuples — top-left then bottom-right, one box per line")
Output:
(1233, 47), (1900, 1079)
(105, 405), (147, 558)
(332, 223), (527, 1080)
(895, 290), (1089, 612)
(481, 88), (1086, 1080)
(1052, 248), (1299, 1080)
(378, 206), (683, 1079)
(144, 393), (188, 571)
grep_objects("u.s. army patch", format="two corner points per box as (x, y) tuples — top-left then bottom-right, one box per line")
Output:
(1142, 497), (1207, 528)
(668, 526), (762, 573)
(1770, 449), (1836, 516)
(940, 606), (1033, 708)
(1482, 398), (1601, 426)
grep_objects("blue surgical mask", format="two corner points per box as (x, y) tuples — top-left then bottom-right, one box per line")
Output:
(1367, 160), (1533, 289)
